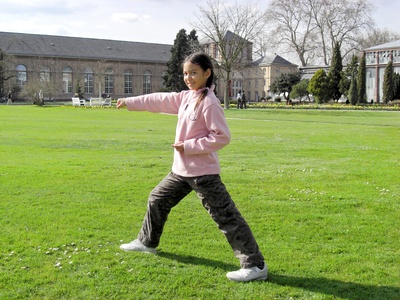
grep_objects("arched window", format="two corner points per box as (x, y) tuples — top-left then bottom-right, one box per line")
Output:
(105, 68), (114, 94)
(63, 66), (73, 94)
(40, 66), (51, 82)
(143, 70), (151, 94)
(84, 68), (94, 94)
(16, 65), (27, 89)
(124, 69), (133, 94)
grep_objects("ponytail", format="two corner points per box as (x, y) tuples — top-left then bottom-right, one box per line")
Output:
(195, 86), (210, 110)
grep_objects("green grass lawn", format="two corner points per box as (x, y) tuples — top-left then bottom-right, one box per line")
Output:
(0, 106), (399, 299)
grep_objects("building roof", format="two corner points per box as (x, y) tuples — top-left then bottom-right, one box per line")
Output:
(253, 54), (297, 67)
(0, 31), (172, 63)
(224, 30), (250, 44)
(199, 30), (251, 45)
(364, 39), (400, 51)
(299, 65), (331, 80)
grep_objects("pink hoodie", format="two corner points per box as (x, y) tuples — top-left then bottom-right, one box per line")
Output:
(125, 85), (231, 177)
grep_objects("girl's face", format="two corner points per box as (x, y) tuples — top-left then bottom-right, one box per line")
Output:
(183, 61), (211, 91)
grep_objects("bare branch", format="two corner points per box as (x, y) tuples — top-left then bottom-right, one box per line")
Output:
(190, 0), (267, 108)
(266, 0), (318, 66)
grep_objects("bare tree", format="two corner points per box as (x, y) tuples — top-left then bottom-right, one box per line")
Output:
(307, 0), (330, 65)
(0, 45), (17, 98)
(266, 0), (319, 67)
(19, 57), (60, 105)
(320, 0), (374, 63)
(252, 32), (271, 59)
(358, 28), (400, 50)
(190, 0), (267, 109)
(267, 0), (375, 66)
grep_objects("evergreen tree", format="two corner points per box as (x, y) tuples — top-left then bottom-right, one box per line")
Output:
(339, 71), (350, 97)
(383, 61), (394, 103)
(345, 55), (359, 79)
(308, 69), (330, 104)
(163, 29), (199, 92)
(348, 73), (358, 105)
(346, 54), (359, 105)
(187, 30), (201, 54)
(393, 73), (400, 100)
(270, 71), (302, 102)
(357, 54), (367, 103)
(328, 41), (343, 101)
(289, 79), (310, 102)
(340, 54), (358, 100)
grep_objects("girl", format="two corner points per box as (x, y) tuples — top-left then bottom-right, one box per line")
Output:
(117, 52), (267, 282)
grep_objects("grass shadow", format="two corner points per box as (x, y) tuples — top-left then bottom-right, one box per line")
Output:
(157, 251), (237, 271)
(155, 253), (400, 299)
(269, 273), (400, 300)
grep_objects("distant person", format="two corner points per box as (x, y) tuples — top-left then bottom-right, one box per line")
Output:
(116, 52), (267, 282)
(241, 91), (247, 109)
(7, 91), (12, 104)
(236, 90), (242, 109)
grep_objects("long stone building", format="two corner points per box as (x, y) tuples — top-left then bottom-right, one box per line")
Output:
(0, 31), (298, 103)
(0, 31), (171, 101)
(363, 40), (400, 102)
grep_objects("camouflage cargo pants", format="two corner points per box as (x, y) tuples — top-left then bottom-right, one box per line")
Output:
(137, 172), (264, 268)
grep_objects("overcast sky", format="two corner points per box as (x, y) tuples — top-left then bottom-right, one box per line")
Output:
(0, 0), (398, 45)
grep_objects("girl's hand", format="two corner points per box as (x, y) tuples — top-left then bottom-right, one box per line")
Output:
(117, 98), (126, 109)
(172, 141), (184, 152)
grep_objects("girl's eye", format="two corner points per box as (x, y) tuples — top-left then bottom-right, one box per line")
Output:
(183, 71), (196, 76)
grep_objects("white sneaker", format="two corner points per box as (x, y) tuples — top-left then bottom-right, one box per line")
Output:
(120, 239), (156, 254)
(226, 264), (268, 282)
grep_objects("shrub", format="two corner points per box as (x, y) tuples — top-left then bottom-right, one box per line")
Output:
(308, 69), (331, 103)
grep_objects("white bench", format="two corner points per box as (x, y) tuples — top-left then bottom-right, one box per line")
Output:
(72, 97), (85, 106)
(89, 97), (102, 106)
(102, 97), (112, 106)
(90, 97), (112, 106)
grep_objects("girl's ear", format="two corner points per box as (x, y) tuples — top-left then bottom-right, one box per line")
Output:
(205, 68), (211, 78)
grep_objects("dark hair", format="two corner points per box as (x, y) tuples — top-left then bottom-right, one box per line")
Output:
(183, 52), (214, 110)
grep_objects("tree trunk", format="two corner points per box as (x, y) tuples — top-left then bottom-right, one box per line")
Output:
(224, 70), (231, 109)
